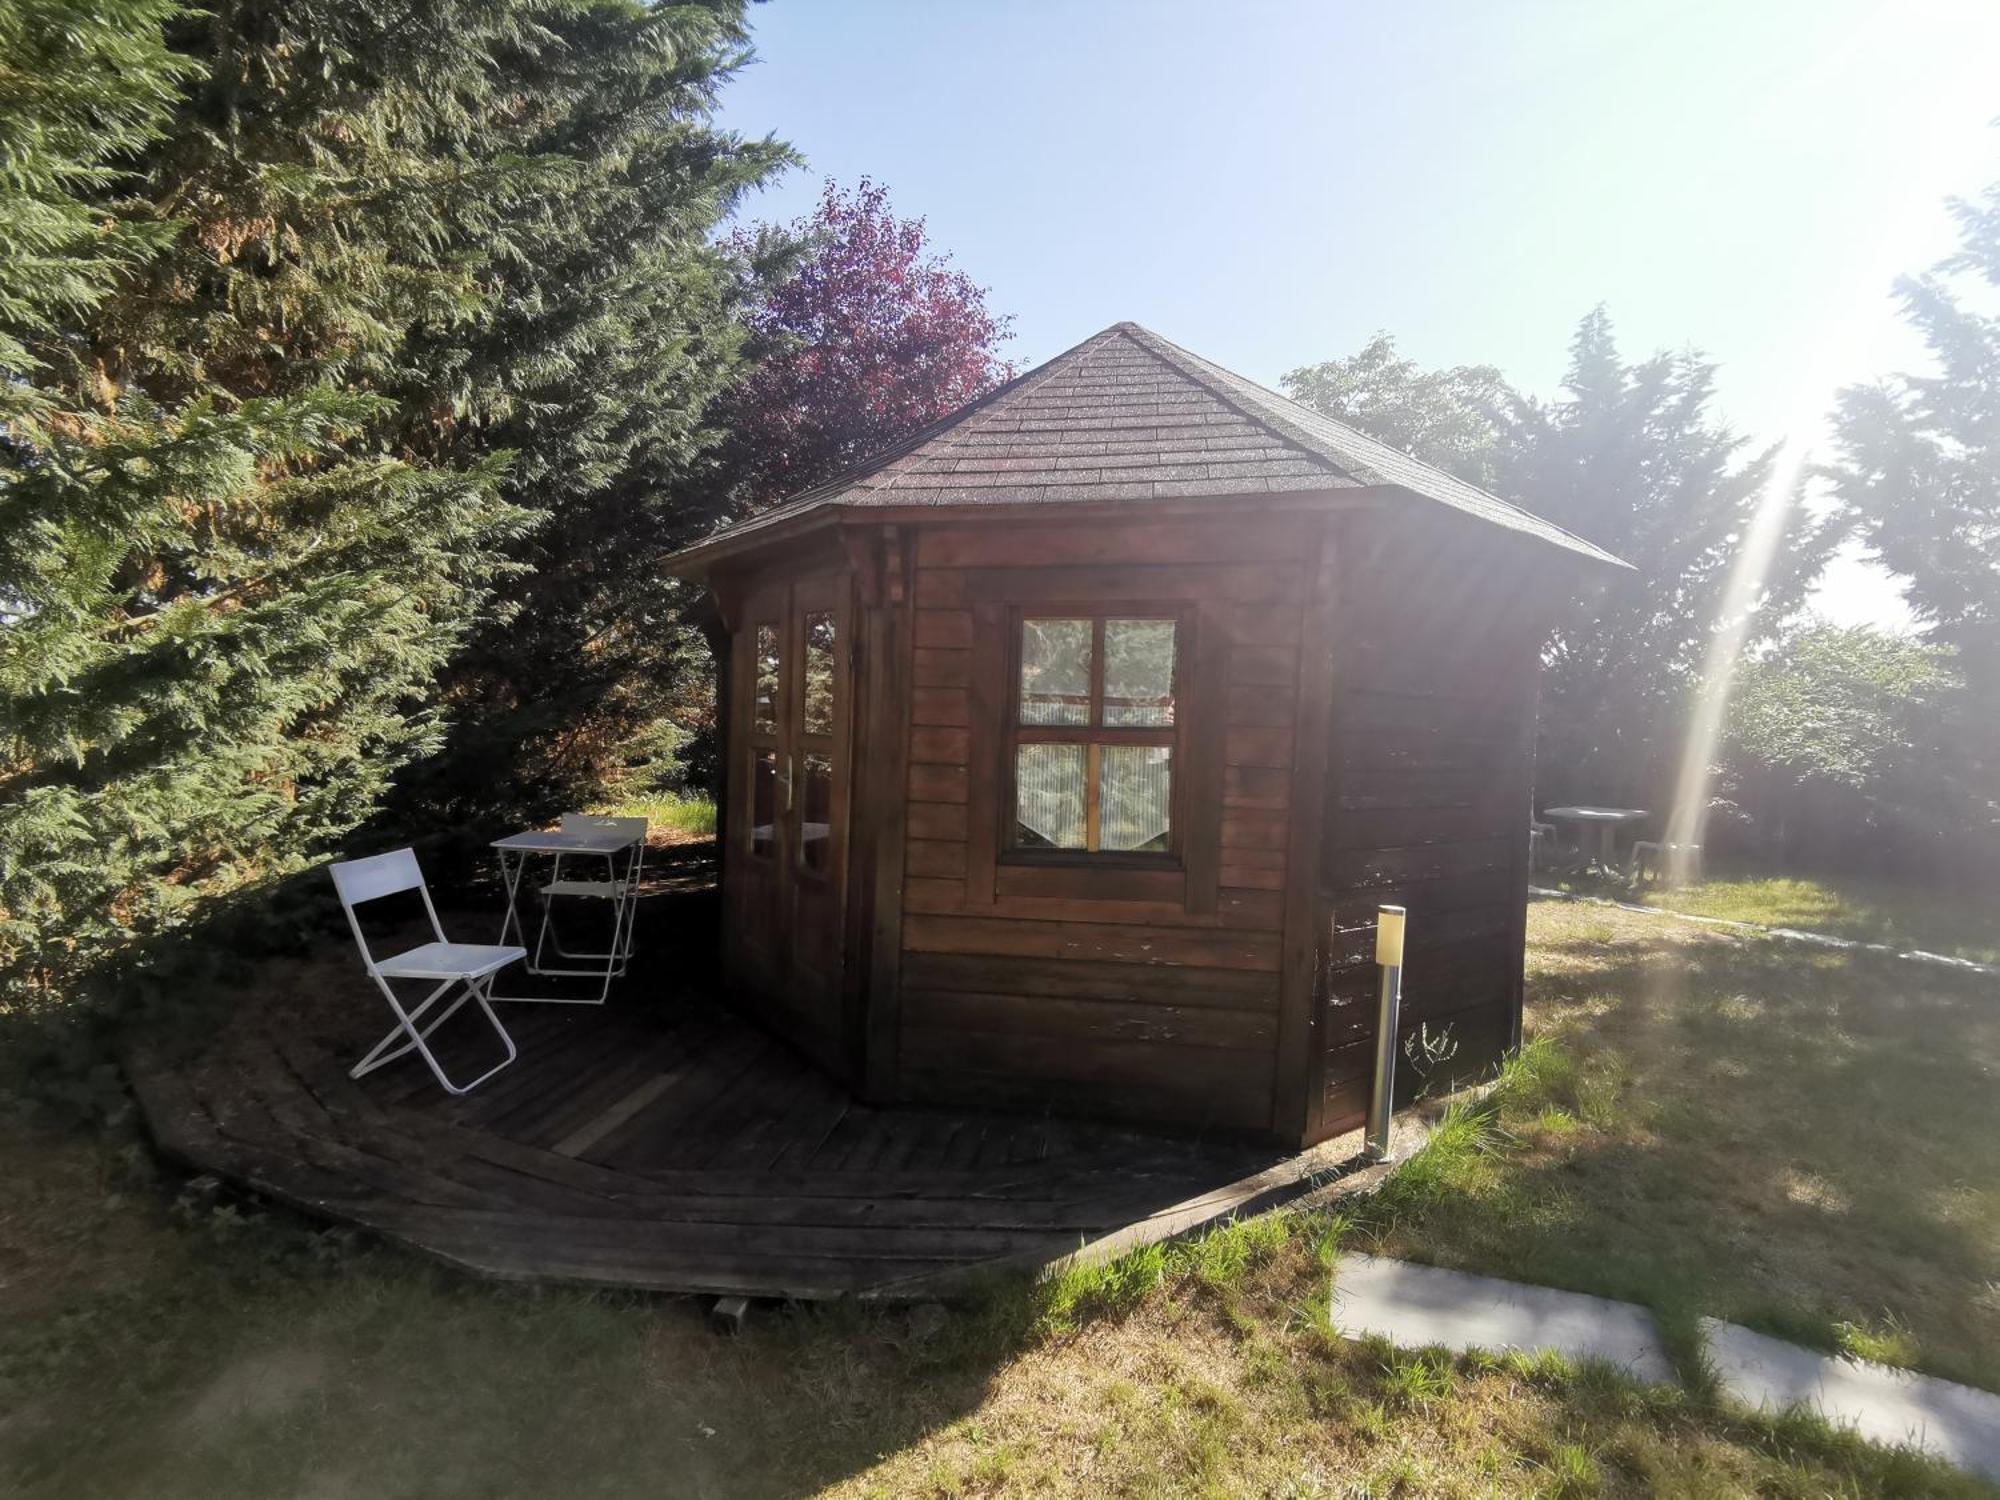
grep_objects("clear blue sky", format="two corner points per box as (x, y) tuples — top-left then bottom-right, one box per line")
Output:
(719, 1), (2000, 627)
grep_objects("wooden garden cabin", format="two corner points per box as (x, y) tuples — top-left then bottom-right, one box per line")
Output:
(666, 322), (1623, 1149)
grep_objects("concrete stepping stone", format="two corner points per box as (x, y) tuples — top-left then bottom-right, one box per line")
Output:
(1701, 1318), (2000, 1483)
(1331, 1254), (1675, 1384)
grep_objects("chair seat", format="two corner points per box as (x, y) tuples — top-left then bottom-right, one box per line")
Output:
(374, 941), (526, 980)
(541, 878), (630, 900)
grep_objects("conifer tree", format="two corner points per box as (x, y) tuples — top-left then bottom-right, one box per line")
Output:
(1828, 181), (2000, 697)
(356, 1), (796, 825)
(0, 2), (534, 995)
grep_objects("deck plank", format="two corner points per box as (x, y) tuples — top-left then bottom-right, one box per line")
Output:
(126, 973), (1312, 1300)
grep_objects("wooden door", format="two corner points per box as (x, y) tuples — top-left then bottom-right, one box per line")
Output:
(728, 572), (853, 1075)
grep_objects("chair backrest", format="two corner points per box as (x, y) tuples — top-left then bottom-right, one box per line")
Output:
(329, 848), (425, 908)
(559, 812), (647, 843)
(329, 848), (441, 970)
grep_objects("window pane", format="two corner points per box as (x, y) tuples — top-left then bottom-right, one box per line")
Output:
(799, 752), (832, 873)
(1014, 743), (1086, 849)
(1103, 619), (1176, 726)
(1100, 745), (1173, 852)
(753, 623), (780, 732)
(751, 748), (777, 857)
(803, 611), (835, 734)
(1019, 618), (1092, 726)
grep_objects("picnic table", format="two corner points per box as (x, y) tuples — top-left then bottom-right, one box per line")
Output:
(1541, 806), (1649, 875)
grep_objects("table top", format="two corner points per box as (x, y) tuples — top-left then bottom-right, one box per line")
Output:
(491, 828), (640, 855)
(1542, 806), (1649, 824)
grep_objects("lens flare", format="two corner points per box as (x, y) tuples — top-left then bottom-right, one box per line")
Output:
(1662, 446), (1807, 883)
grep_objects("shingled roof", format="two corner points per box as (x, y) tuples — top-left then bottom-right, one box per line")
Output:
(670, 322), (1624, 570)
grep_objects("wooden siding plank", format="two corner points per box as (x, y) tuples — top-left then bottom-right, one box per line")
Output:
(903, 914), (1282, 971)
(906, 801), (969, 842)
(1225, 727), (1293, 768)
(1218, 860), (1286, 891)
(901, 990), (1278, 1050)
(1221, 810), (1290, 849)
(900, 953), (1278, 1010)
(916, 519), (1316, 570)
(962, 563), (1300, 607)
(1227, 682), (1297, 727)
(995, 864), (1184, 904)
(907, 763), (969, 804)
(900, 883), (1282, 933)
(1223, 765), (1291, 810)
(1228, 645), (1299, 687)
(913, 647), (971, 689)
(1208, 602), (1304, 647)
(912, 567), (969, 607)
(909, 726), (971, 765)
(914, 609), (975, 649)
(911, 687), (970, 726)
(906, 839), (970, 879)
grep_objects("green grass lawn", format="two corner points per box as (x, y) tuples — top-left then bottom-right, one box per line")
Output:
(593, 792), (717, 838)
(1370, 900), (2000, 1393)
(3, 898), (1996, 1496)
(1547, 866), (2000, 966)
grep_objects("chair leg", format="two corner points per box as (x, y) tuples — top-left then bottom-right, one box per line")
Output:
(352, 973), (518, 1095)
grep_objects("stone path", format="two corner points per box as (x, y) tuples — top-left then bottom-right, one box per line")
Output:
(1330, 1254), (1674, 1384)
(1331, 1253), (2000, 1485)
(1701, 1318), (2000, 1485)
(1528, 885), (1998, 978)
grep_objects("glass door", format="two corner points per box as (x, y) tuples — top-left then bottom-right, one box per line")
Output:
(728, 572), (851, 1073)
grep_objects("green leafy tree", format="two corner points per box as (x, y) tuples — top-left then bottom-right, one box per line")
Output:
(1283, 334), (1510, 491)
(1284, 312), (1839, 807)
(1722, 623), (1980, 869)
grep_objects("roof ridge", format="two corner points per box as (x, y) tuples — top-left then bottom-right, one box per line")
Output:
(1124, 323), (1623, 566)
(1119, 324), (1356, 483)
(710, 325), (1108, 533)
(664, 319), (1630, 573)
(1121, 324), (1369, 482)
(873, 323), (1130, 494)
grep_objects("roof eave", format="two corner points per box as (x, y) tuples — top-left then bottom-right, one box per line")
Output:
(662, 487), (1395, 578)
(665, 483), (1629, 580)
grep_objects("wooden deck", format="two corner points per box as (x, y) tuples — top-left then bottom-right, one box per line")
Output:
(126, 852), (1344, 1300)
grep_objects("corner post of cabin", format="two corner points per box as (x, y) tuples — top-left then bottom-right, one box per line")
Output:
(859, 523), (912, 1099)
(1273, 510), (1344, 1146)
(1503, 590), (1548, 1057)
(695, 576), (740, 857)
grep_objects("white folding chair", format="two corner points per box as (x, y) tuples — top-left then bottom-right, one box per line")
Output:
(533, 813), (646, 978)
(330, 848), (524, 1096)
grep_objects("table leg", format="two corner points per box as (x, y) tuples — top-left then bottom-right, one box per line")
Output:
(497, 849), (527, 948)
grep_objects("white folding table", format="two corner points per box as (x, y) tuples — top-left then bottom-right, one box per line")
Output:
(1541, 806), (1650, 876)
(490, 825), (643, 1004)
